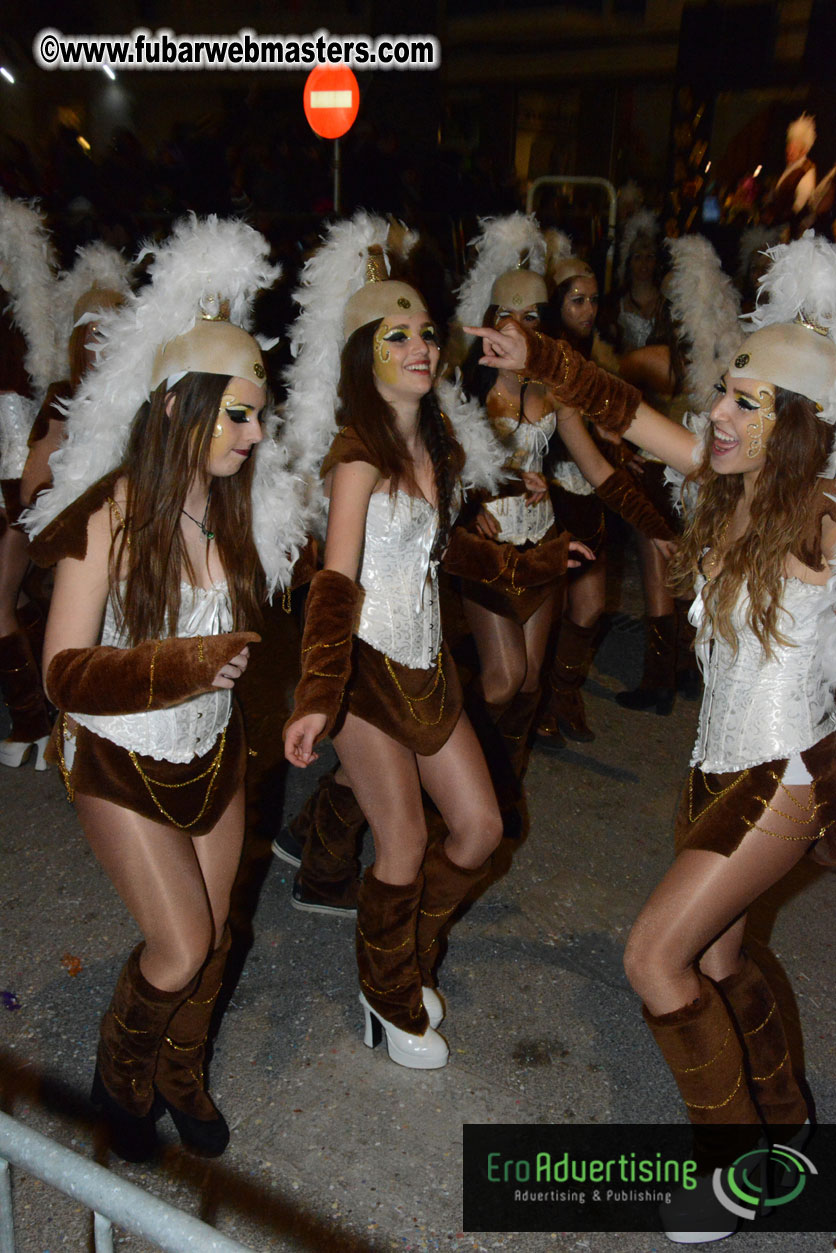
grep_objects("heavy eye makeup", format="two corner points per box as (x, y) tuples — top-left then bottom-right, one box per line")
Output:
(221, 395), (261, 424)
(713, 380), (759, 412)
(381, 324), (439, 345)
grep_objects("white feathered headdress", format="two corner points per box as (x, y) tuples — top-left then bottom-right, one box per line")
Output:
(617, 209), (658, 289)
(54, 242), (132, 370)
(737, 225), (781, 281)
(0, 192), (60, 396)
(666, 235), (742, 411)
(282, 210), (505, 496)
(453, 213), (546, 335)
(23, 215), (307, 598)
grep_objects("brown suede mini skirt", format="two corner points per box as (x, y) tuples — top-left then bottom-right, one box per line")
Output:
(673, 729), (836, 858)
(339, 636), (463, 756)
(48, 701), (247, 835)
(458, 524), (567, 625)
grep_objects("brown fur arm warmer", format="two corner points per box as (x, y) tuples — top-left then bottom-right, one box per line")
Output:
(46, 631), (260, 714)
(595, 467), (675, 542)
(284, 568), (363, 740)
(443, 525), (571, 590)
(522, 327), (641, 434)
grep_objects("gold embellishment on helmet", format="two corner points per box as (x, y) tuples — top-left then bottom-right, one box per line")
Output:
(398, 296), (411, 309)
(735, 353), (750, 369)
(365, 245), (387, 284)
(200, 296), (231, 322)
(253, 362), (265, 379)
(512, 294), (523, 306)
(795, 312), (829, 336)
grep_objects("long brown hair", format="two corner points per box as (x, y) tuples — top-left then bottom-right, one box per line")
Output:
(669, 387), (832, 656)
(112, 371), (265, 645)
(336, 319), (459, 560)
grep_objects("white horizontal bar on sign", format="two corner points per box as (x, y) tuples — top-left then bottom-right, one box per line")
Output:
(309, 90), (353, 109)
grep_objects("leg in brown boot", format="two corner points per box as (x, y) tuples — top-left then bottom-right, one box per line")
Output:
(154, 927), (233, 1156)
(0, 627), (51, 768)
(718, 953), (809, 1131)
(282, 771), (365, 916)
(417, 840), (488, 996)
(356, 867), (448, 1069)
(537, 617), (596, 742)
(615, 613), (676, 715)
(494, 689), (541, 780)
(92, 945), (197, 1162)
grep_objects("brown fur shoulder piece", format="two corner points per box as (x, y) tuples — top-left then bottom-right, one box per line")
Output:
(319, 426), (381, 481)
(28, 468), (123, 568)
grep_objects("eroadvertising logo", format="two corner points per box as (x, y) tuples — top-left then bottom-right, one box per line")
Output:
(713, 1142), (816, 1221)
(462, 1124), (836, 1234)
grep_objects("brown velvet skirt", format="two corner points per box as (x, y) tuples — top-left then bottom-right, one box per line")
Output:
(49, 701), (247, 835)
(339, 636), (463, 756)
(550, 483), (607, 555)
(673, 729), (836, 858)
(458, 524), (567, 625)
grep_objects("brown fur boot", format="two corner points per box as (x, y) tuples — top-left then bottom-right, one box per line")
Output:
(537, 618), (596, 742)
(719, 954), (809, 1129)
(642, 972), (761, 1125)
(495, 689), (541, 780)
(154, 928), (232, 1156)
(293, 773), (365, 914)
(92, 945), (196, 1161)
(417, 841), (488, 990)
(616, 614), (676, 715)
(356, 868), (427, 1034)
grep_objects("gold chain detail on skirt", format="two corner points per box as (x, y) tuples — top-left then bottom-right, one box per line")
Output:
(384, 650), (446, 726)
(128, 727), (227, 831)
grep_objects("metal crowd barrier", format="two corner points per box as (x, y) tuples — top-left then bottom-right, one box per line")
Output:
(0, 1110), (259, 1253)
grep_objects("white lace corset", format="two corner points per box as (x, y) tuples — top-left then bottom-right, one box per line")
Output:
(690, 574), (836, 772)
(72, 583), (234, 763)
(618, 307), (654, 354)
(484, 412), (556, 545)
(351, 491), (443, 669)
(0, 393), (37, 479)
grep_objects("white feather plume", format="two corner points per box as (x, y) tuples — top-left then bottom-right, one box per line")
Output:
(54, 242), (132, 371)
(435, 374), (506, 495)
(453, 213), (546, 334)
(250, 409), (312, 601)
(0, 192), (60, 396)
(281, 211), (392, 478)
(617, 209), (658, 289)
(24, 214), (281, 539)
(544, 228), (573, 280)
(664, 409), (710, 519)
(666, 235), (743, 411)
(747, 231), (836, 425)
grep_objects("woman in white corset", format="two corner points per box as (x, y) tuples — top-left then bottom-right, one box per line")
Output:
(284, 247), (503, 1072)
(470, 232), (836, 1241)
(24, 218), (304, 1166)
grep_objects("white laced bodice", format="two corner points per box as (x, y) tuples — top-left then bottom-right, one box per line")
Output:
(483, 412), (556, 545)
(618, 307), (654, 354)
(0, 393), (37, 479)
(690, 573), (836, 772)
(72, 582), (233, 763)
(352, 490), (444, 669)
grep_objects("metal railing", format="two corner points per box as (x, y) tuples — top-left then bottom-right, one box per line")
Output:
(0, 1110), (259, 1253)
(526, 174), (618, 292)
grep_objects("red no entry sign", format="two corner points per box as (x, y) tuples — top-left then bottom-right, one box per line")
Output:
(303, 66), (360, 140)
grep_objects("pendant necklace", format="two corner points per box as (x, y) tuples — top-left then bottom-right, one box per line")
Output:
(182, 488), (215, 541)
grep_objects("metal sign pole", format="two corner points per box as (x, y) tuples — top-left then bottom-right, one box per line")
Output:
(333, 138), (341, 215)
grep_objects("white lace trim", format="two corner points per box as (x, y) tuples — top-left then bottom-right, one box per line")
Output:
(0, 393), (37, 479)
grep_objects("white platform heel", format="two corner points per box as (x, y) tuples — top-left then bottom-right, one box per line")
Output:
(422, 985), (444, 1029)
(0, 735), (49, 770)
(359, 992), (449, 1069)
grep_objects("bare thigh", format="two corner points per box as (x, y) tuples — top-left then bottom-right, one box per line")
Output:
(521, 588), (557, 691)
(624, 781), (819, 1015)
(0, 524), (31, 633)
(463, 597), (525, 705)
(417, 711), (503, 867)
(74, 786), (245, 989)
(333, 713), (427, 883)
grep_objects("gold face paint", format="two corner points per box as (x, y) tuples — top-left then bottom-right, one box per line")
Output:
(743, 387), (777, 459)
(372, 319), (439, 387)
